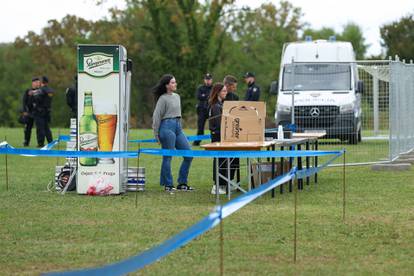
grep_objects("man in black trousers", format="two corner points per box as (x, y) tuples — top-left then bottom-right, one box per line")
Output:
(193, 73), (213, 146)
(31, 76), (53, 147)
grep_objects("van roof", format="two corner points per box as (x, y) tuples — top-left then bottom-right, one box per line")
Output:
(281, 40), (355, 64)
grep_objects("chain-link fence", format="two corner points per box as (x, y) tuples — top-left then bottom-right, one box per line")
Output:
(390, 60), (414, 161)
(276, 59), (414, 165)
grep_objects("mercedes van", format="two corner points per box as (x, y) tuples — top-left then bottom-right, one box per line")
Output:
(273, 39), (363, 144)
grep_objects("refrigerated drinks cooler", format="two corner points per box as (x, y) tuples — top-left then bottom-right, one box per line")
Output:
(77, 45), (132, 194)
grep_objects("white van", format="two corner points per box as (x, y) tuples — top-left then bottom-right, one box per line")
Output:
(272, 39), (364, 144)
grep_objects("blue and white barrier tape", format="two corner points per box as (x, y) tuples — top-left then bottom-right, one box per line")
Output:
(0, 145), (342, 159)
(44, 169), (298, 276)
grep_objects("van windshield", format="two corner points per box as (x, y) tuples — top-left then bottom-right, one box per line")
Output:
(282, 63), (351, 91)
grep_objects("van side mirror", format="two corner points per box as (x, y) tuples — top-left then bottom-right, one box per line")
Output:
(357, 80), (364, 94)
(269, 81), (278, 95)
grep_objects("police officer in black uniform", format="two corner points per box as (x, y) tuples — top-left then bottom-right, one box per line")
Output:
(22, 77), (39, 146)
(66, 75), (78, 117)
(193, 73), (213, 146)
(31, 76), (53, 147)
(243, 72), (261, 101)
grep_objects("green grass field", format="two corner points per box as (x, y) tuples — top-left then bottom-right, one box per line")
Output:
(0, 127), (413, 275)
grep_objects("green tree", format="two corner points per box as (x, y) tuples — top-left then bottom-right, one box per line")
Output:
(302, 23), (368, 59)
(222, 1), (304, 118)
(380, 14), (414, 61)
(302, 27), (336, 40)
(128, 0), (235, 114)
(338, 23), (368, 59)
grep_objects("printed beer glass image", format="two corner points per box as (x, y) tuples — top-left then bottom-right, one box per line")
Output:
(95, 103), (118, 164)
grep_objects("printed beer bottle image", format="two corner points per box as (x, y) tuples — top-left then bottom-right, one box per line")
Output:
(79, 91), (98, 166)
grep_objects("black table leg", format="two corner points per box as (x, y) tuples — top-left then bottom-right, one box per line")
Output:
(271, 144), (276, 198)
(306, 140), (310, 186)
(315, 140), (318, 183)
(289, 145), (293, 193)
(280, 146), (284, 194)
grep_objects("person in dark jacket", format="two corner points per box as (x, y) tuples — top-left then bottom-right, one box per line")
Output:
(22, 77), (40, 146)
(208, 82), (228, 194)
(193, 73), (213, 146)
(66, 75), (78, 117)
(41, 76), (54, 123)
(223, 75), (239, 101)
(31, 76), (53, 147)
(243, 72), (261, 101)
(222, 75), (240, 182)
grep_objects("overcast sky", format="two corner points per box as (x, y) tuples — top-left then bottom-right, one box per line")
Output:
(1, 0), (413, 56)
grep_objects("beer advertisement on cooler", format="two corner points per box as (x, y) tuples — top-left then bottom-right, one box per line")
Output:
(77, 45), (129, 195)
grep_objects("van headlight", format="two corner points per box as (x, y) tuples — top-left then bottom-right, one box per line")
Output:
(277, 104), (291, 113)
(340, 103), (354, 113)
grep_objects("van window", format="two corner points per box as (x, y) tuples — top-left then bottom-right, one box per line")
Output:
(282, 63), (351, 91)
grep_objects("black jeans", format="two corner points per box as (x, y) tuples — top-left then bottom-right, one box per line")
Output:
(24, 116), (34, 145)
(34, 115), (53, 146)
(211, 132), (239, 186)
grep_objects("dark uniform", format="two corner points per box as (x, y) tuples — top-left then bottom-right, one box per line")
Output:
(193, 75), (212, 146)
(244, 81), (261, 101)
(66, 76), (78, 117)
(33, 80), (53, 147)
(225, 92), (239, 101)
(22, 88), (35, 146)
(209, 100), (227, 187)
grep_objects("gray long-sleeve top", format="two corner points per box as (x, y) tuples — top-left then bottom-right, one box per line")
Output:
(152, 93), (182, 138)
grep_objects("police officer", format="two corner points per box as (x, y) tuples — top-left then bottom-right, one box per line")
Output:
(193, 73), (213, 146)
(243, 72), (261, 101)
(66, 75), (78, 117)
(31, 76), (53, 147)
(22, 77), (39, 146)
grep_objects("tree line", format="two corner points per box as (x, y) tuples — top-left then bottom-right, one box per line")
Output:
(0, 0), (412, 128)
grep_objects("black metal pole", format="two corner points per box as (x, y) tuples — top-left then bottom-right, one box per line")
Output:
(294, 177), (297, 263)
(220, 214), (224, 276)
(135, 143), (140, 208)
(5, 135), (9, 191)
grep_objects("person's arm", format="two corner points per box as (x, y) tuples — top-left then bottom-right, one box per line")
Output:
(152, 97), (166, 140)
(22, 90), (28, 112)
(251, 85), (260, 101)
(244, 89), (251, 101)
(209, 104), (221, 133)
(196, 86), (203, 101)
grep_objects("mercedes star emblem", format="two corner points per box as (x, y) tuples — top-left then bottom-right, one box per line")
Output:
(310, 107), (320, 118)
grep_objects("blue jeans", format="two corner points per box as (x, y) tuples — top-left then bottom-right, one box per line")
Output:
(159, 118), (193, 187)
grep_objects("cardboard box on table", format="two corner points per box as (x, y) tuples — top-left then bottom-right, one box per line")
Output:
(221, 101), (266, 142)
(251, 161), (292, 187)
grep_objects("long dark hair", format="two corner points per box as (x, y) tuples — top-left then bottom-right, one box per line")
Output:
(153, 74), (174, 103)
(208, 82), (225, 107)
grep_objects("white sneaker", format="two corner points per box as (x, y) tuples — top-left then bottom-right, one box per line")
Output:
(211, 185), (226, 195)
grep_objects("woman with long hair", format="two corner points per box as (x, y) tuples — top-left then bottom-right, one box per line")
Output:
(152, 74), (193, 192)
(208, 82), (228, 194)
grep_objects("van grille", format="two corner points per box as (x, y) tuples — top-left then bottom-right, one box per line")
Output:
(294, 105), (339, 128)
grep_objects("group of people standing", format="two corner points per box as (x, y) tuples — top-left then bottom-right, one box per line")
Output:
(21, 76), (54, 147)
(152, 72), (260, 194)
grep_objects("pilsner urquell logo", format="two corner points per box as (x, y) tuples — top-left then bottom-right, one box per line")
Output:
(232, 118), (242, 138)
(84, 53), (113, 77)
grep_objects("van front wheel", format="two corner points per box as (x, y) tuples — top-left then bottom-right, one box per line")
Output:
(348, 132), (358, 145)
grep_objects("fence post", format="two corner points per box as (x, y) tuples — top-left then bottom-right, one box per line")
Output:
(373, 75), (379, 136)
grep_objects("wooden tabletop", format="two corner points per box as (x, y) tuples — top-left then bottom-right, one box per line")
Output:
(201, 140), (277, 150)
(291, 132), (326, 139)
